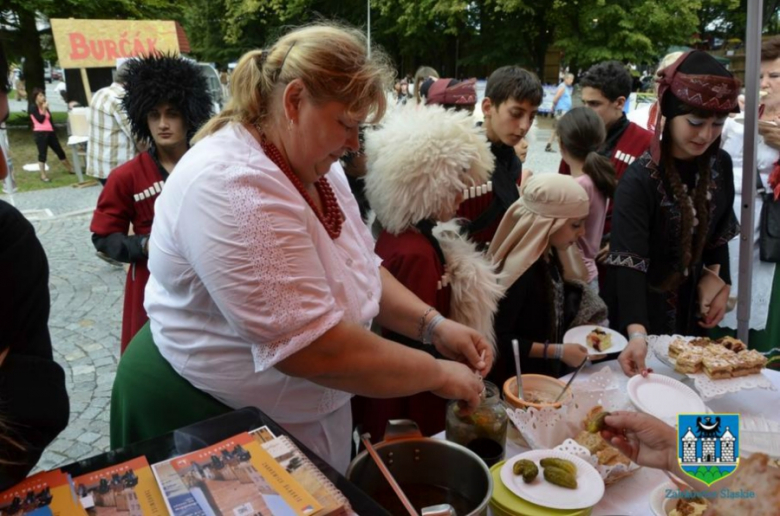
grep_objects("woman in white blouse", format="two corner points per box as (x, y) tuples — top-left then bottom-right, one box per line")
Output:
(110, 24), (492, 473)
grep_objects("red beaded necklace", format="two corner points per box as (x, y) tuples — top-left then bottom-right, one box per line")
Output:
(260, 136), (344, 239)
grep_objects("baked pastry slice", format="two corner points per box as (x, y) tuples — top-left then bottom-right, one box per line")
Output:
(669, 337), (693, 359)
(675, 348), (704, 374)
(732, 349), (767, 377)
(702, 352), (733, 379)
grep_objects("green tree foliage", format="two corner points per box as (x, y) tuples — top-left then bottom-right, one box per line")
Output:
(551, 0), (702, 70)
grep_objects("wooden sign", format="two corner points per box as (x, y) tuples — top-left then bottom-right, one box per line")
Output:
(50, 19), (181, 69)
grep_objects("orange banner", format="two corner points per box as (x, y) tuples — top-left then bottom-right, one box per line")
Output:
(51, 19), (181, 69)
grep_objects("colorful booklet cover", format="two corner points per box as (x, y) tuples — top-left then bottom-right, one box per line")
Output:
(0, 469), (87, 516)
(72, 456), (168, 515)
(260, 436), (350, 516)
(152, 432), (322, 516)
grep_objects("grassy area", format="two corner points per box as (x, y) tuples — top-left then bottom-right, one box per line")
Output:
(5, 125), (81, 193)
(6, 110), (69, 127)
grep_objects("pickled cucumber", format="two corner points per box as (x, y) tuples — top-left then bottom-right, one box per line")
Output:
(539, 457), (577, 475)
(543, 466), (578, 489)
(587, 411), (610, 433)
(512, 459), (539, 483)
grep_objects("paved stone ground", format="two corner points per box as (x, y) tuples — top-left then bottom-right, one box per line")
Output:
(8, 125), (560, 472)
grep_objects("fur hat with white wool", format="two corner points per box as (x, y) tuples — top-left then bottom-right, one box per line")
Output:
(364, 103), (495, 235)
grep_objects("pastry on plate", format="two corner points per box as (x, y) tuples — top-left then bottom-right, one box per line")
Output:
(689, 337), (712, 348)
(669, 337), (693, 359)
(702, 351), (734, 380)
(675, 348), (704, 374)
(668, 497), (708, 516)
(714, 335), (747, 353)
(705, 453), (780, 516)
(732, 349), (767, 377)
(586, 328), (613, 352)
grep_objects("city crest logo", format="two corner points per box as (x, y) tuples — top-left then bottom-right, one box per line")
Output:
(678, 413), (740, 486)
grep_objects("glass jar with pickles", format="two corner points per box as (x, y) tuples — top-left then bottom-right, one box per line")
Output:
(445, 381), (508, 466)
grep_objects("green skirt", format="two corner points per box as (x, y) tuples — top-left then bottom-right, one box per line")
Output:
(711, 267), (780, 352)
(110, 322), (232, 449)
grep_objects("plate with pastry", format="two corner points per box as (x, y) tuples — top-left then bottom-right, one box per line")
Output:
(564, 325), (628, 355)
(648, 481), (710, 516)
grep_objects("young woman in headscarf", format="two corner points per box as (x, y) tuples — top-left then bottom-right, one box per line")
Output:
(487, 174), (597, 386)
(604, 51), (741, 377)
(351, 102), (503, 438)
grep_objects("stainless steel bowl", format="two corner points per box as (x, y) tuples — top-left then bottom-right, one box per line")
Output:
(347, 420), (492, 516)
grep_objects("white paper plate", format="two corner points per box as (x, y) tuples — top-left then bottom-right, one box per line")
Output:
(563, 325), (628, 356)
(649, 481), (677, 516)
(499, 450), (604, 510)
(627, 373), (707, 425)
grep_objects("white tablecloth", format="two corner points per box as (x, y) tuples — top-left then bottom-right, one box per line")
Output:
(438, 356), (780, 516)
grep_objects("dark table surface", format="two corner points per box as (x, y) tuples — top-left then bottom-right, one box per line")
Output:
(60, 407), (391, 515)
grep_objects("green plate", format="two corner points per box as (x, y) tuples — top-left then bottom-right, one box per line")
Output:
(489, 461), (593, 516)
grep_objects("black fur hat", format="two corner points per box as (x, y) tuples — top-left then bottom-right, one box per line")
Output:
(121, 53), (213, 144)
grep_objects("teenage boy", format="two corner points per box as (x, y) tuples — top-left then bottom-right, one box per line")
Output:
(560, 61), (652, 180)
(461, 66), (543, 245)
(560, 61), (653, 265)
(90, 54), (213, 354)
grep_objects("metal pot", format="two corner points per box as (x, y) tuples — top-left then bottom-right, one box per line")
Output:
(346, 420), (492, 516)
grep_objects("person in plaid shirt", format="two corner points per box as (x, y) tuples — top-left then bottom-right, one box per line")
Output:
(86, 62), (139, 184)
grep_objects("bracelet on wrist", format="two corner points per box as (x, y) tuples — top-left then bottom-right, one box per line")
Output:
(543, 341), (550, 360)
(422, 314), (445, 345)
(628, 331), (648, 344)
(417, 307), (436, 342)
(547, 343), (563, 360)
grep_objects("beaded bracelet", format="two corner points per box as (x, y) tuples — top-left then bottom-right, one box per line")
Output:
(417, 307), (437, 342)
(422, 314), (446, 345)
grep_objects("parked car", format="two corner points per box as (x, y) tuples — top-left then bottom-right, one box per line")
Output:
(198, 63), (224, 114)
(51, 69), (63, 81)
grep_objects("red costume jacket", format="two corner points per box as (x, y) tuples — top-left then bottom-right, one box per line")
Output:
(90, 151), (166, 353)
(352, 228), (451, 439)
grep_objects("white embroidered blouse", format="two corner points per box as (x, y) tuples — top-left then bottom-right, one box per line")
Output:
(144, 123), (382, 462)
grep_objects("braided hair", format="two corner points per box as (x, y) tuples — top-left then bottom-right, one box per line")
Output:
(656, 106), (717, 291)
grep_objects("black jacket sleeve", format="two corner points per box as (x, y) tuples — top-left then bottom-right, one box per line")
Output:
(91, 233), (147, 264)
(28, 105), (47, 124)
(491, 266), (536, 384)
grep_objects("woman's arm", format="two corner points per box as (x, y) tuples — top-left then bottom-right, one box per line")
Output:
(275, 319), (483, 409)
(28, 105), (46, 124)
(374, 266), (491, 374)
(608, 165), (655, 375)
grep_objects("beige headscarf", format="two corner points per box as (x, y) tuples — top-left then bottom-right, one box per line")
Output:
(488, 174), (590, 288)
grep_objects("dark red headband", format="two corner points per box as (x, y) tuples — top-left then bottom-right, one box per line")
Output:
(650, 51), (740, 163)
(425, 78), (477, 106)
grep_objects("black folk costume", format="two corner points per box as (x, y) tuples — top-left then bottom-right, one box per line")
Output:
(487, 174), (606, 386)
(603, 51), (740, 336)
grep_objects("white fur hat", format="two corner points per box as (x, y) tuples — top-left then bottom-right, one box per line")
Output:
(364, 103), (494, 235)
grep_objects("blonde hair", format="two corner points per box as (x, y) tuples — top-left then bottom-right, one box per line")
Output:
(195, 24), (394, 141)
(414, 66), (439, 104)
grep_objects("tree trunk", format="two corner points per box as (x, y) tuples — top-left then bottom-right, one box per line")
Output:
(18, 7), (44, 102)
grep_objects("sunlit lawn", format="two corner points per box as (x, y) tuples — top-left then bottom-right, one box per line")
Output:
(5, 112), (81, 193)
